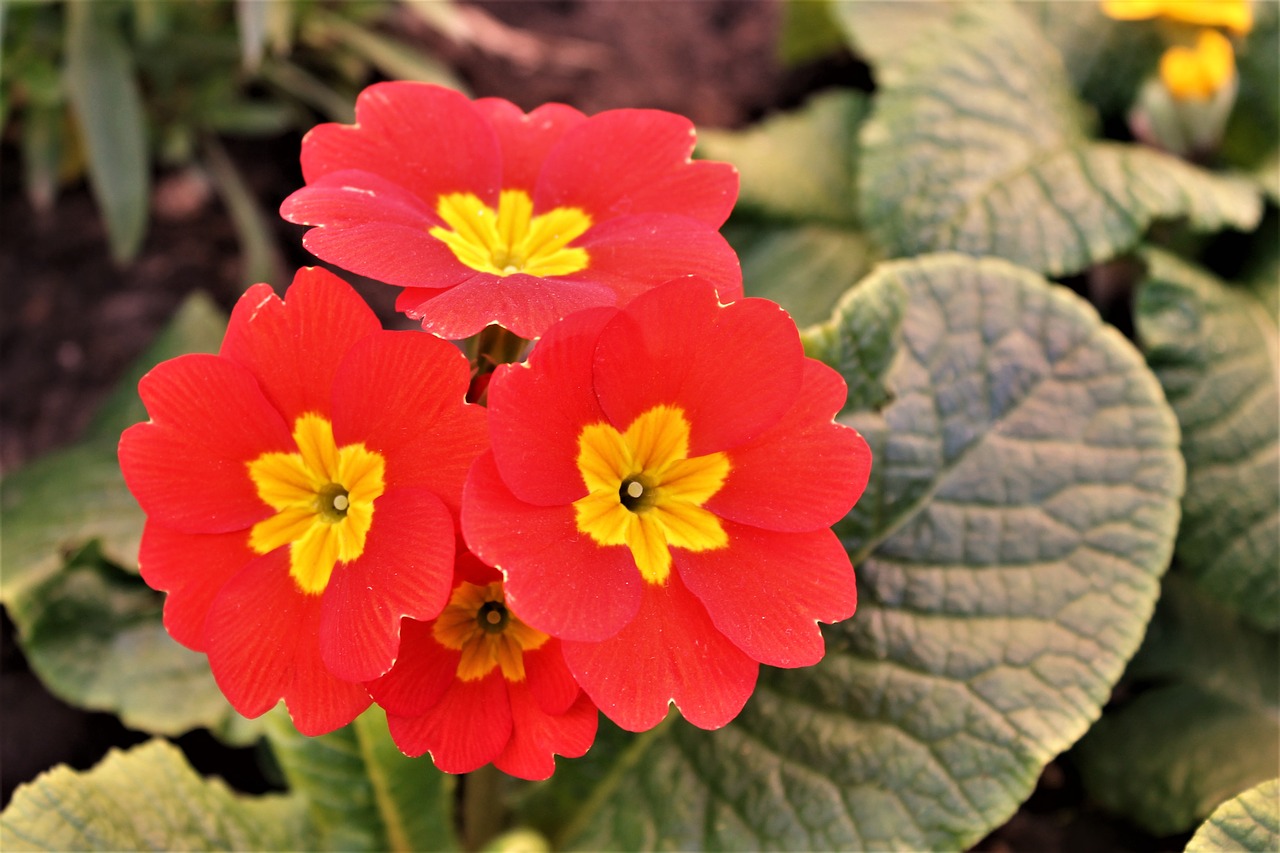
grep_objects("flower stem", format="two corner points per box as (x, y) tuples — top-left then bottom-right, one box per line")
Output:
(461, 763), (507, 850)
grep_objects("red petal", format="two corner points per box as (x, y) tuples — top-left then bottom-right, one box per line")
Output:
(568, 214), (743, 306)
(119, 354), (291, 534)
(495, 680), (598, 781)
(320, 488), (457, 682)
(366, 618), (458, 717)
(474, 99), (586, 192)
(561, 571), (758, 732)
(203, 550), (370, 734)
(395, 269), (615, 342)
(282, 174), (477, 291)
(299, 82), (501, 205)
(485, 306), (614, 506)
(705, 359), (872, 531)
(330, 330), (487, 513)
(593, 282), (803, 456)
(521, 640), (581, 716)
(386, 673), (512, 772)
(535, 109), (737, 227)
(138, 522), (254, 650)
(220, 271), (381, 426)
(677, 524), (856, 668)
(463, 452), (640, 642)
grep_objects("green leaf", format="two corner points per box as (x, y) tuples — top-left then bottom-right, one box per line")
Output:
(305, 8), (464, 91)
(729, 222), (877, 329)
(4, 548), (258, 743)
(1135, 249), (1280, 630)
(1187, 778), (1280, 853)
(829, 0), (959, 68)
(1223, 3), (1280, 170)
(857, 2), (1262, 276)
(64, 0), (150, 261)
(557, 254), (1184, 849)
(698, 90), (867, 226)
(0, 740), (312, 851)
(1074, 578), (1280, 836)
(778, 0), (845, 65)
(264, 707), (459, 852)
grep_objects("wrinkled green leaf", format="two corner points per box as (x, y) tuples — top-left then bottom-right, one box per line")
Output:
(264, 707), (458, 852)
(699, 90), (867, 226)
(557, 254), (1183, 850)
(1187, 778), (1280, 852)
(1136, 249), (1279, 630)
(857, 3), (1262, 276)
(0, 740), (311, 851)
(64, 0), (149, 261)
(829, 0), (959, 69)
(1075, 578), (1280, 836)
(729, 222), (877, 329)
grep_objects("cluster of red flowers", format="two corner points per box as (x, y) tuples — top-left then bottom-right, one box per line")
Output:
(120, 83), (872, 780)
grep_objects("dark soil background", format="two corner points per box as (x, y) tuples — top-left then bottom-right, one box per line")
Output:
(0, 2), (1181, 849)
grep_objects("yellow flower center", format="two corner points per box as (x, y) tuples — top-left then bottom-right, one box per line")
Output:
(429, 189), (592, 278)
(432, 581), (548, 681)
(1100, 0), (1252, 34)
(1159, 29), (1236, 100)
(247, 414), (386, 595)
(572, 405), (731, 585)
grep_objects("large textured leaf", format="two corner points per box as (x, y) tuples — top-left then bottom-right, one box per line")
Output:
(1187, 778), (1280, 852)
(698, 90), (867, 226)
(1074, 578), (1279, 836)
(856, 3), (1262, 276)
(64, 0), (149, 261)
(0, 740), (311, 851)
(556, 254), (1183, 850)
(1135, 249), (1279, 630)
(264, 707), (458, 852)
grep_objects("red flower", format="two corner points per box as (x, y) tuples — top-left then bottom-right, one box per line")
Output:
(368, 551), (597, 779)
(279, 82), (742, 341)
(118, 268), (488, 735)
(462, 280), (872, 732)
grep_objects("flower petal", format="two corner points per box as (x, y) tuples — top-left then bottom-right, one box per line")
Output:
(561, 571), (758, 732)
(202, 549), (371, 734)
(486, 306), (614, 506)
(463, 452), (641, 642)
(366, 618), (458, 717)
(474, 99), (587, 192)
(138, 522), (254, 650)
(319, 487), (457, 682)
(329, 330), (487, 514)
(593, 281), (803, 456)
(677, 524), (856, 668)
(565, 213), (743, 306)
(220, 271), (382, 425)
(705, 359), (873, 531)
(119, 354), (292, 534)
(386, 672), (512, 772)
(282, 172), (479, 291)
(495, 679), (598, 781)
(535, 108), (737, 227)
(298, 82), (502, 205)
(521, 641), (581, 716)
(394, 269), (615, 341)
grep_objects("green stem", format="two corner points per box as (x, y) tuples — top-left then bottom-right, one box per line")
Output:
(461, 763), (507, 851)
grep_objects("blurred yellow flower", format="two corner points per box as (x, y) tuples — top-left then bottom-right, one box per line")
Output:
(1101, 0), (1252, 34)
(1159, 29), (1237, 100)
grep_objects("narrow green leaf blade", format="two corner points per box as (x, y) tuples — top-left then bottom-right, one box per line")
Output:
(264, 707), (459, 852)
(857, 2), (1262, 275)
(0, 740), (312, 851)
(560, 254), (1184, 849)
(1075, 579), (1280, 836)
(64, 0), (149, 261)
(1187, 778), (1280, 853)
(698, 90), (868, 226)
(1136, 249), (1280, 629)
